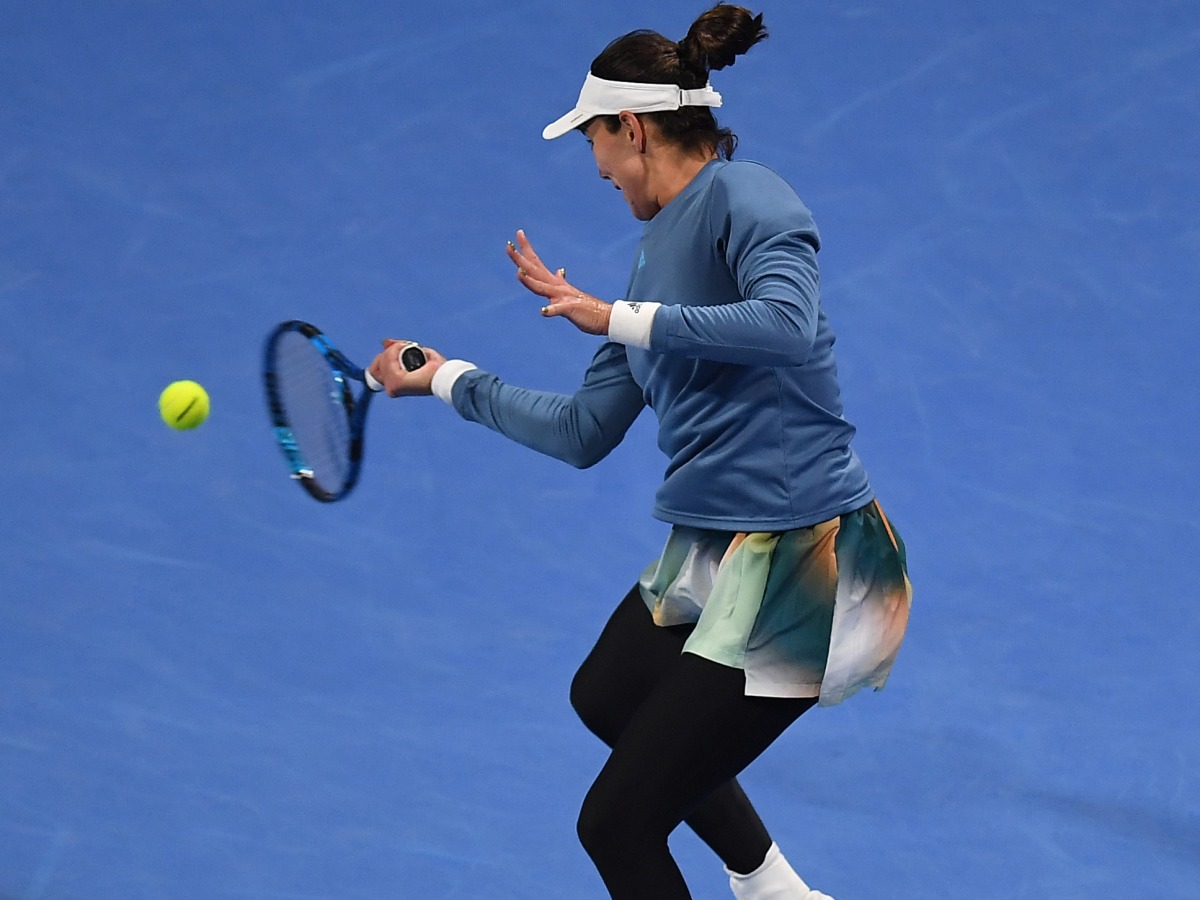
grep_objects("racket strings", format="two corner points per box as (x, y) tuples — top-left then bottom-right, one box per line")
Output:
(271, 331), (355, 494)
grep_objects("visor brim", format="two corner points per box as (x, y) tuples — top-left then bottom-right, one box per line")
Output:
(542, 108), (593, 140)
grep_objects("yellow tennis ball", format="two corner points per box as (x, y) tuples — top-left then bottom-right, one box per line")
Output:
(159, 380), (210, 430)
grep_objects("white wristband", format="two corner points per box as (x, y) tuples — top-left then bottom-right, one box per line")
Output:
(431, 360), (478, 405)
(608, 300), (659, 349)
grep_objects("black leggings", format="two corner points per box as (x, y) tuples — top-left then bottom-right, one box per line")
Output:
(570, 585), (815, 899)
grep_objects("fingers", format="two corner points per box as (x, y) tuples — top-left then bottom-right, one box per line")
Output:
(381, 338), (420, 354)
(513, 230), (557, 278)
(508, 229), (567, 291)
(419, 346), (447, 366)
(514, 229), (544, 270)
(535, 293), (613, 336)
(540, 294), (584, 317)
(505, 232), (603, 329)
(516, 268), (558, 299)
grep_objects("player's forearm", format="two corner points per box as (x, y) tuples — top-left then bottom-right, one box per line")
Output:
(433, 365), (633, 469)
(608, 294), (818, 367)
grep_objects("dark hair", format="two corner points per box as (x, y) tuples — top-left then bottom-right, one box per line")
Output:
(588, 4), (767, 159)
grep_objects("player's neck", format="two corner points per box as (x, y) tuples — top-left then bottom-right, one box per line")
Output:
(652, 151), (717, 210)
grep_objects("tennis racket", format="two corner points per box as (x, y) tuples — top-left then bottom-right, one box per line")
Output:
(262, 320), (426, 502)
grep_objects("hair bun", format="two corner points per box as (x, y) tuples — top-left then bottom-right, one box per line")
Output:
(679, 4), (767, 74)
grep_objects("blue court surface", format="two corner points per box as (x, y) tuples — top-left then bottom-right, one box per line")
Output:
(3, 2), (1198, 898)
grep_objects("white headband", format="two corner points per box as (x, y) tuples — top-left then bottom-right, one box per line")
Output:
(542, 72), (723, 140)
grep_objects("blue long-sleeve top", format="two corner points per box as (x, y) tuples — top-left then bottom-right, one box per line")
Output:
(448, 159), (873, 531)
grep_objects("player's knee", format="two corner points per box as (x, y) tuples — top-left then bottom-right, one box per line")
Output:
(568, 662), (595, 721)
(576, 783), (635, 864)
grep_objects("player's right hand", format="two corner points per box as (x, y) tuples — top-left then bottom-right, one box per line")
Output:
(371, 339), (445, 398)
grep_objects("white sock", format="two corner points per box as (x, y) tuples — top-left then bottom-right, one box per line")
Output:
(725, 842), (834, 900)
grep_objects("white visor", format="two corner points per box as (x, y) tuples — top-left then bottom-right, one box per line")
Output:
(542, 72), (722, 140)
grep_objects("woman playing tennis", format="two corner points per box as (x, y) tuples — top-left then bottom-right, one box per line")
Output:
(370, 5), (912, 898)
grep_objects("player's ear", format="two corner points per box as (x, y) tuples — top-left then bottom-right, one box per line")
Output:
(619, 111), (646, 152)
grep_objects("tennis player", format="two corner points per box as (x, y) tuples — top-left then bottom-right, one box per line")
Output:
(370, 5), (912, 898)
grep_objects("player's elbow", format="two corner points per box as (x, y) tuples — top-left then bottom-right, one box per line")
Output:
(557, 408), (620, 469)
(754, 326), (814, 367)
(562, 427), (619, 468)
(562, 443), (609, 469)
(751, 298), (816, 366)
(776, 331), (815, 367)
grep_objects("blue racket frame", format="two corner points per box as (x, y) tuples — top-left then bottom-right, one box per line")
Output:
(262, 320), (374, 503)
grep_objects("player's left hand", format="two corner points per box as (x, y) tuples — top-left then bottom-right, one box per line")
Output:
(507, 229), (612, 336)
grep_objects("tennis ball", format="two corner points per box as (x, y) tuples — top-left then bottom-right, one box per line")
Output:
(159, 380), (210, 430)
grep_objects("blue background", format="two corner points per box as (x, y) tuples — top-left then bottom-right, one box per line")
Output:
(2, 1), (1198, 897)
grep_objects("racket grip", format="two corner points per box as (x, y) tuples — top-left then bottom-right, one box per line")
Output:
(364, 343), (427, 392)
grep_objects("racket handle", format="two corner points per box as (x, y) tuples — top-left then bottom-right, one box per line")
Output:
(364, 343), (427, 392)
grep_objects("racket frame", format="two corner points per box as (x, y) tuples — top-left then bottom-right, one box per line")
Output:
(262, 320), (375, 503)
